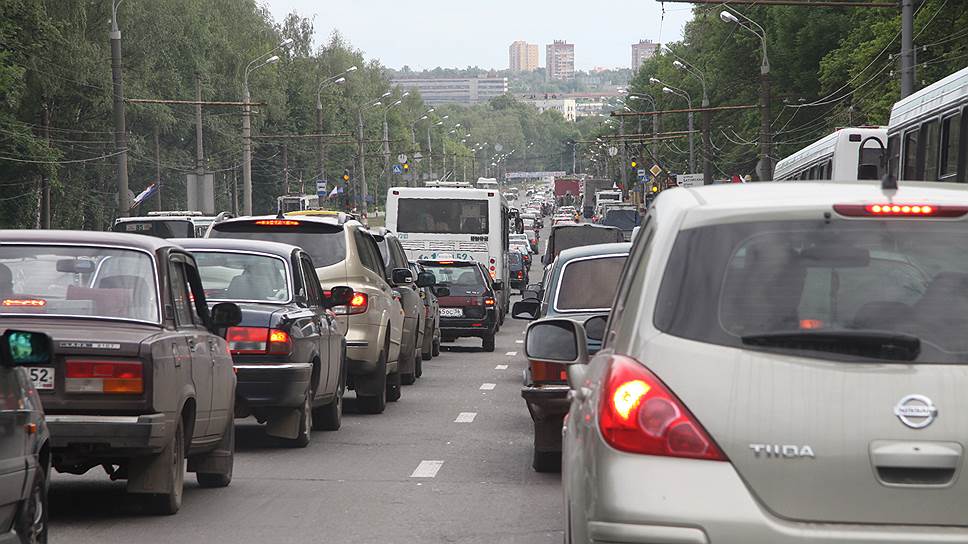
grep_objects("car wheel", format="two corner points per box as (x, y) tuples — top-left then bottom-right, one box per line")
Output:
(145, 419), (185, 515)
(285, 390), (312, 448)
(386, 371), (402, 402)
(313, 369), (343, 431)
(14, 459), (47, 544)
(357, 347), (388, 415)
(432, 339), (440, 357)
(196, 420), (234, 488)
(533, 448), (561, 473)
(415, 354), (423, 379)
(482, 333), (495, 352)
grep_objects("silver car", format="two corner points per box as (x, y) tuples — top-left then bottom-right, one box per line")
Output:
(529, 181), (968, 543)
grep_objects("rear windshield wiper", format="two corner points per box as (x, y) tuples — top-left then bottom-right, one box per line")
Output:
(741, 330), (921, 362)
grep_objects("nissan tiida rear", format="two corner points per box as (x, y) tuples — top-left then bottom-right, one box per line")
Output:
(546, 182), (968, 543)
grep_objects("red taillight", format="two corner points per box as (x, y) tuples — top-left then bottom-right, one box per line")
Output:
(517, 271), (523, 279)
(333, 292), (368, 315)
(253, 219), (301, 226)
(226, 327), (291, 355)
(833, 203), (968, 218)
(268, 329), (292, 354)
(531, 360), (566, 383)
(2, 299), (46, 307)
(599, 355), (727, 461)
(66, 359), (143, 394)
(483, 297), (495, 307)
(799, 319), (824, 330)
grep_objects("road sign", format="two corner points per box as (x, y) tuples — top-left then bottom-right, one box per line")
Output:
(413, 152), (423, 163)
(649, 164), (662, 177)
(397, 153), (408, 164)
(636, 169), (646, 181)
(392, 164), (404, 175)
(316, 181), (327, 197)
(607, 146), (618, 157)
(676, 173), (703, 188)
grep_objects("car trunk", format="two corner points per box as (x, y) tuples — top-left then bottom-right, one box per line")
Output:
(0, 317), (156, 414)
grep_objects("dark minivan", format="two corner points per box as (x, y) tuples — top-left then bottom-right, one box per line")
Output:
(419, 259), (500, 352)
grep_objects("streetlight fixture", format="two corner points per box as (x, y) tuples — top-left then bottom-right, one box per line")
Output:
(356, 99), (384, 217)
(655, 80), (695, 173)
(242, 39), (290, 215)
(668, 53), (712, 184)
(382, 95), (407, 190)
(314, 67), (355, 184)
(721, 7), (772, 180)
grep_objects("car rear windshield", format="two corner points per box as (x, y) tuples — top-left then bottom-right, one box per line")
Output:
(113, 219), (193, 238)
(422, 263), (486, 296)
(508, 252), (523, 266)
(654, 219), (968, 363)
(603, 210), (640, 231)
(555, 255), (627, 311)
(396, 198), (489, 234)
(0, 245), (159, 323)
(549, 226), (624, 259)
(192, 251), (290, 303)
(210, 220), (346, 267)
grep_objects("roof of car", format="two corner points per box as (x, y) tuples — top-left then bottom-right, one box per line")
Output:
(556, 242), (632, 262)
(0, 229), (177, 252)
(171, 238), (300, 259)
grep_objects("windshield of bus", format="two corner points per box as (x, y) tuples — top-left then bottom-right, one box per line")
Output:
(113, 219), (193, 239)
(193, 251), (290, 303)
(396, 198), (489, 234)
(0, 245), (159, 323)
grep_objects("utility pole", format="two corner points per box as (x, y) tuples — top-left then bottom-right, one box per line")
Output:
(316, 104), (325, 184)
(900, 0), (915, 97)
(357, 109), (369, 217)
(382, 115), (390, 197)
(619, 118), (628, 191)
(195, 73), (205, 207)
(242, 88), (252, 215)
(154, 125), (162, 210)
(759, 59), (772, 181)
(110, 0), (129, 218)
(426, 125), (433, 180)
(40, 103), (50, 228)
(282, 142), (289, 194)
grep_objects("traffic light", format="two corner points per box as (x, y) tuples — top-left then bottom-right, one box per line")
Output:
(342, 169), (350, 183)
(403, 162), (410, 171)
(650, 183), (659, 194)
(630, 158), (638, 169)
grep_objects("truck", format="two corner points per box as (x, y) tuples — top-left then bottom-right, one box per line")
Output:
(580, 179), (612, 218)
(553, 177), (581, 208)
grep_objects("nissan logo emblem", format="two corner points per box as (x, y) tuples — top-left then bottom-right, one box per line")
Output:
(894, 394), (938, 429)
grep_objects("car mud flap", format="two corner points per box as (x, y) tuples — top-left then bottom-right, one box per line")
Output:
(533, 415), (565, 453)
(127, 439), (178, 495)
(188, 419), (234, 475)
(264, 408), (301, 440)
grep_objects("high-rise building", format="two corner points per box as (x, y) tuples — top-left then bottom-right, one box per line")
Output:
(509, 41), (539, 72)
(631, 39), (660, 70)
(546, 40), (575, 81)
(391, 77), (509, 106)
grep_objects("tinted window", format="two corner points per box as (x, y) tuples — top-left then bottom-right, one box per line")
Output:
(422, 264), (485, 296)
(654, 219), (968, 363)
(526, 322), (578, 361)
(113, 219), (193, 239)
(903, 129), (919, 180)
(923, 119), (941, 181)
(555, 256), (628, 311)
(300, 257), (322, 305)
(396, 198), (489, 234)
(941, 113), (961, 179)
(354, 230), (382, 274)
(548, 226), (624, 261)
(193, 251), (290, 302)
(210, 221), (346, 267)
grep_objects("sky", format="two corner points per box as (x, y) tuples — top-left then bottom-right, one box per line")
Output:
(261, 1), (694, 71)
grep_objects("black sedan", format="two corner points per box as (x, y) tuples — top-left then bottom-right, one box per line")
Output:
(177, 239), (353, 448)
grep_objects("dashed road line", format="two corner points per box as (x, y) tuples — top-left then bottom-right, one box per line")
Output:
(480, 383), (496, 391)
(515, 340), (524, 344)
(495, 364), (508, 370)
(411, 460), (445, 478)
(454, 412), (477, 423)
(505, 351), (518, 356)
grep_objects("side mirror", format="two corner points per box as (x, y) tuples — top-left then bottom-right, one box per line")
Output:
(210, 302), (242, 329)
(416, 271), (436, 288)
(525, 318), (588, 365)
(512, 299), (541, 320)
(323, 286), (355, 309)
(0, 330), (53, 367)
(390, 268), (414, 286)
(492, 280), (504, 291)
(583, 314), (608, 342)
(433, 286), (450, 297)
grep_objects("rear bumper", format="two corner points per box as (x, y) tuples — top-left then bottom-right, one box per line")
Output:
(234, 362), (311, 409)
(46, 413), (169, 454)
(440, 314), (497, 338)
(522, 384), (570, 453)
(345, 323), (381, 375)
(573, 449), (968, 544)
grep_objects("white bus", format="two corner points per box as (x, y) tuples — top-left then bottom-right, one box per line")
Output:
(476, 177), (499, 190)
(277, 194), (319, 214)
(385, 185), (511, 314)
(774, 126), (888, 181)
(887, 65), (967, 182)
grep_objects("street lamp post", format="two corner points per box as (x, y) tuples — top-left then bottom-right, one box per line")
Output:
(667, 48), (712, 185)
(382, 93), (408, 193)
(651, 77), (695, 173)
(428, 116), (447, 180)
(242, 38), (291, 215)
(357, 94), (388, 217)
(110, 0), (129, 218)
(721, 9), (772, 181)
(316, 65), (356, 185)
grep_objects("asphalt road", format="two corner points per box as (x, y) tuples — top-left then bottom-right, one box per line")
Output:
(49, 236), (560, 543)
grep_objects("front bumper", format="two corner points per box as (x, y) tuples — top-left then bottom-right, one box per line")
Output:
(46, 413), (169, 454)
(234, 362), (312, 409)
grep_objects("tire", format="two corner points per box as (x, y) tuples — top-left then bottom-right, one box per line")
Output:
(285, 390), (312, 448)
(145, 419), (185, 515)
(196, 420), (234, 488)
(313, 368), (344, 431)
(482, 332), (496, 352)
(14, 460), (47, 543)
(415, 355), (423, 379)
(432, 339), (440, 357)
(357, 346), (388, 415)
(533, 448), (562, 473)
(386, 371), (402, 402)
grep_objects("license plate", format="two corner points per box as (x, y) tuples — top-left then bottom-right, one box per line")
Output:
(440, 308), (463, 318)
(28, 367), (55, 390)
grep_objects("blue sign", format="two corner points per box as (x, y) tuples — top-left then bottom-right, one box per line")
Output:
(636, 169), (646, 181)
(392, 164), (404, 175)
(316, 180), (327, 198)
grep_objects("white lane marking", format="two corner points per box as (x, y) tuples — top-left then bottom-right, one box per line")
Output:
(411, 460), (445, 478)
(505, 351), (518, 356)
(495, 364), (509, 370)
(515, 340), (524, 344)
(454, 412), (477, 423)
(480, 383), (496, 390)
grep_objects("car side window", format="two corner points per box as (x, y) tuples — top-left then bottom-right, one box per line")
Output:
(365, 236), (388, 273)
(169, 260), (195, 328)
(300, 256), (322, 306)
(354, 231), (381, 274)
(182, 260), (210, 326)
(391, 239), (408, 268)
(605, 215), (657, 347)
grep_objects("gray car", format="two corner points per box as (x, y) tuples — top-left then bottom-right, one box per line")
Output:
(529, 181), (968, 543)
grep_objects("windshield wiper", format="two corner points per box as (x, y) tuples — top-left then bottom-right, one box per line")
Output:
(741, 330), (921, 361)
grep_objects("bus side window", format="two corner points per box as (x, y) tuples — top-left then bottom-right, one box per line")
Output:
(887, 134), (900, 178)
(903, 129), (919, 180)
(940, 112), (962, 180)
(922, 119), (941, 181)
(825, 159), (833, 180)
